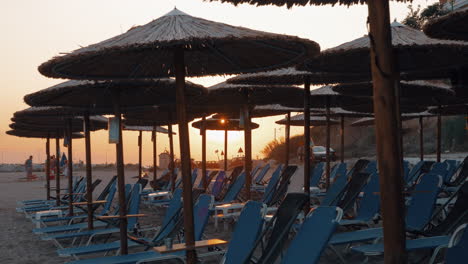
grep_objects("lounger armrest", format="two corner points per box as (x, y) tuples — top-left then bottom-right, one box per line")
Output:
(72, 200), (107, 205)
(127, 234), (150, 246)
(97, 214), (146, 219)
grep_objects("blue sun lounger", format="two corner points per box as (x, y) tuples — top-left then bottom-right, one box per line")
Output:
(65, 194), (214, 264)
(328, 174), (443, 248)
(280, 206), (343, 264)
(57, 188), (183, 258)
(32, 184), (134, 235)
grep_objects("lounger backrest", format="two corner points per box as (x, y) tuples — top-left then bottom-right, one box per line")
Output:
(193, 194), (213, 240)
(354, 172), (380, 221)
(280, 207), (341, 264)
(254, 163), (271, 184)
(96, 176), (118, 202)
(406, 174), (442, 231)
(431, 162), (449, 182)
(337, 172), (371, 212)
(151, 188), (183, 243)
(321, 166), (349, 206)
(127, 184), (142, 229)
(403, 160), (410, 180)
(364, 161), (377, 174)
(101, 181), (117, 214)
(428, 182), (468, 236)
(251, 164), (261, 180)
(253, 193), (309, 264)
(191, 168), (199, 186)
(406, 160), (425, 184)
(261, 165), (282, 204)
(197, 170), (210, 189)
(330, 163), (347, 183)
(310, 162), (324, 187)
(135, 178), (148, 189)
(211, 171), (226, 197)
(269, 166), (298, 206)
(222, 172), (246, 203)
(446, 224), (468, 263)
(224, 201), (265, 264)
(113, 184), (132, 216)
(447, 156), (468, 186)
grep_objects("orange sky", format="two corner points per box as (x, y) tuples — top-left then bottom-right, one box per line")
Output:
(0, 0), (438, 165)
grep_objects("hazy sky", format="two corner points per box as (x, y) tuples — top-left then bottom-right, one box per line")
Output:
(0, 0), (437, 165)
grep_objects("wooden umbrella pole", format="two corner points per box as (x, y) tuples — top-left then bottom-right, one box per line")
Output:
(138, 131), (143, 179)
(285, 111), (291, 168)
(244, 105), (252, 200)
(84, 112), (94, 229)
(152, 127), (157, 189)
(437, 106), (442, 162)
(367, 1), (406, 263)
(325, 99), (331, 190)
(419, 116), (424, 161)
(340, 115), (345, 163)
(201, 116), (207, 191)
(303, 76), (311, 212)
(46, 135), (50, 200)
(224, 129), (228, 172)
(67, 118), (74, 216)
(111, 90), (128, 255)
(55, 132), (60, 206)
(174, 47), (197, 263)
(168, 121), (175, 193)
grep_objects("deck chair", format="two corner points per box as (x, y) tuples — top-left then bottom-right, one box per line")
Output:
(19, 177), (85, 206)
(280, 206), (343, 264)
(446, 156), (468, 188)
(199, 201), (267, 263)
(216, 166), (243, 200)
(211, 171), (226, 198)
(310, 163), (348, 200)
(41, 184), (143, 248)
(335, 172), (372, 213)
(243, 193), (310, 264)
(250, 163), (261, 181)
(197, 170), (217, 189)
(32, 184), (134, 235)
(268, 165), (298, 206)
(212, 166), (282, 229)
(445, 223), (468, 263)
(328, 174), (443, 249)
(310, 162), (324, 187)
(22, 179), (102, 215)
(330, 162), (347, 183)
(339, 171), (380, 226)
(57, 188), (183, 258)
(349, 182), (468, 262)
(253, 163), (271, 185)
(217, 172), (245, 204)
(64, 194), (214, 264)
(35, 179), (117, 226)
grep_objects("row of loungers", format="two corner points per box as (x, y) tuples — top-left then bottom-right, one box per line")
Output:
(16, 158), (468, 263)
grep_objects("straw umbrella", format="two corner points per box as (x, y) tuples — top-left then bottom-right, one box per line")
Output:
(38, 9), (319, 260)
(209, 1), (422, 261)
(13, 107), (107, 220)
(122, 125), (170, 180)
(24, 79), (205, 255)
(424, 7), (468, 41)
(6, 129), (83, 201)
(192, 117), (259, 172)
(204, 82), (303, 199)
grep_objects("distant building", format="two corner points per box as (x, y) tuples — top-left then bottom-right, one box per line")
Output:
(158, 151), (171, 169)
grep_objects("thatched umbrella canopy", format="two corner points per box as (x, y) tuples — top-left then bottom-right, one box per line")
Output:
(424, 7), (468, 41)
(12, 107), (107, 217)
(332, 80), (455, 99)
(208, 1), (412, 261)
(6, 129), (83, 139)
(38, 8), (320, 260)
(24, 79), (206, 245)
(276, 114), (339, 126)
(251, 104), (306, 117)
(428, 104), (468, 116)
(206, 0), (408, 8)
(24, 79), (206, 114)
(302, 22), (468, 82)
(192, 118), (259, 171)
